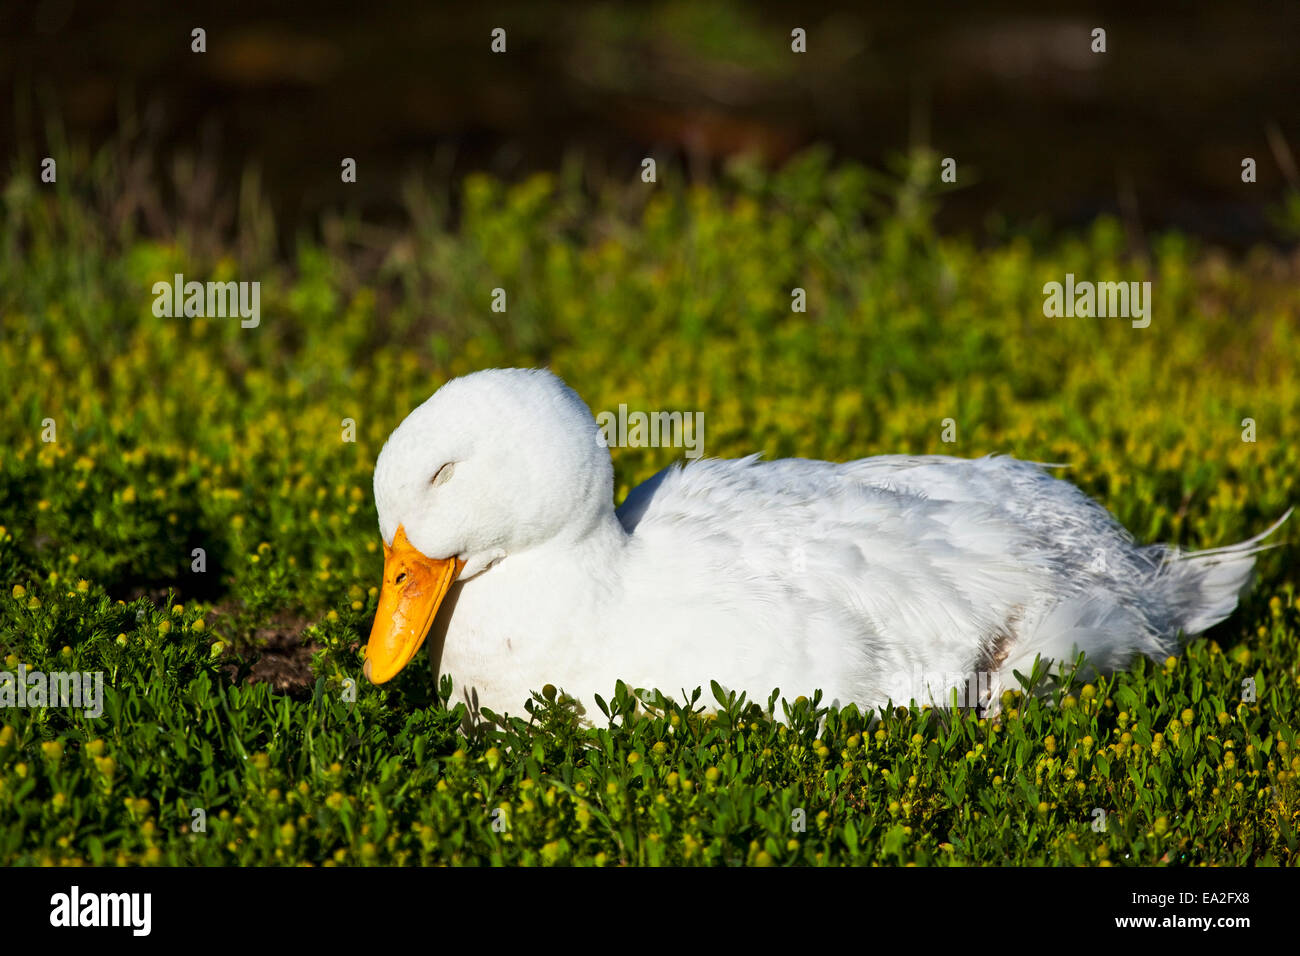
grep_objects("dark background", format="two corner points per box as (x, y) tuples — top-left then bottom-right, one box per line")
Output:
(3, 0), (1298, 247)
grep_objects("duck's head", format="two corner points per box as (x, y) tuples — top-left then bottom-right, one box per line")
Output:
(364, 367), (614, 683)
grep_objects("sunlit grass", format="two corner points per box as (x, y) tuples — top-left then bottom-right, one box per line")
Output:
(0, 147), (1297, 864)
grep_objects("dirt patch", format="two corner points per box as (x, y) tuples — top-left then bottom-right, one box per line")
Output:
(211, 605), (322, 700)
(244, 614), (320, 699)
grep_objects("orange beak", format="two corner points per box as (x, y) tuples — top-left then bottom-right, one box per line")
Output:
(364, 525), (464, 684)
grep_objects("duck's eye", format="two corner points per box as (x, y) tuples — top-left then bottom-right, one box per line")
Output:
(431, 461), (455, 487)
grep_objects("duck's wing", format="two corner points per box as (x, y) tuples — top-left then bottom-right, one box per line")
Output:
(615, 455), (1063, 680)
(620, 453), (1123, 555)
(616, 453), (1285, 702)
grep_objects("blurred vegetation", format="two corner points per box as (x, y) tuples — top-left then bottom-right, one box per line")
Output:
(6, 0), (1300, 245)
(0, 139), (1297, 864)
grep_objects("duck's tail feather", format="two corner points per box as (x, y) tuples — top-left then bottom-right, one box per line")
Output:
(1160, 508), (1292, 636)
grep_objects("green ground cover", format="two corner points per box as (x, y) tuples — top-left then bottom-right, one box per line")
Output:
(1, 147), (1297, 864)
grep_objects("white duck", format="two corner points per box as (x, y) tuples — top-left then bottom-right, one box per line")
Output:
(364, 367), (1287, 720)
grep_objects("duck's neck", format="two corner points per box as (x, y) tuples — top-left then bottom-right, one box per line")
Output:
(530, 508), (631, 618)
(431, 508), (631, 686)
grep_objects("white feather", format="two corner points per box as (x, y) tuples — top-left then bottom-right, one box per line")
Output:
(372, 368), (1289, 720)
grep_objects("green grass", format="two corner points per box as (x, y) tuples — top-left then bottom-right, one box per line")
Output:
(1, 144), (1298, 865)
